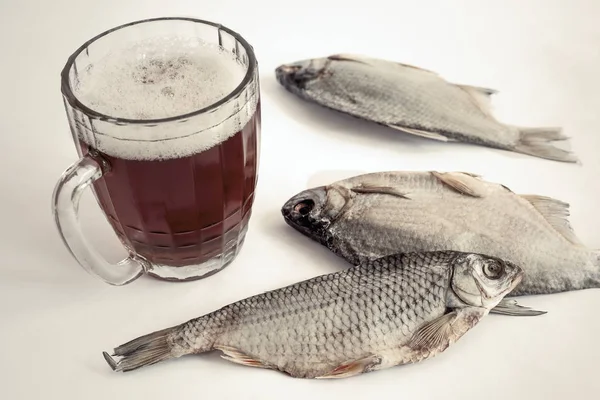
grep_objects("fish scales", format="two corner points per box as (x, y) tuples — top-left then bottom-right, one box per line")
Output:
(281, 171), (600, 300)
(312, 60), (513, 145)
(104, 251), (521, 378)
(275, 55), (578, 163)
(208, 254), (448, 370)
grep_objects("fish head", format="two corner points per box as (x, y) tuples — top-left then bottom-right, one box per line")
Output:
(275, 57), (330, 96)
(281, 185), (351, 248)
(451, 253), (524, 309)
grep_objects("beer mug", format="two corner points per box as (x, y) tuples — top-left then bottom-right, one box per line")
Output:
(52, 18), (261, 285)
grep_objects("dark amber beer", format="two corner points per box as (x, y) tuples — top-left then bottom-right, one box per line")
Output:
(79, 112), (259, 269)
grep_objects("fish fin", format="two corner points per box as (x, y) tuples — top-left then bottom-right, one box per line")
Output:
(327, 54), (370, 65)
(520, 194), (584, 246)
(410, 311), (457, 350)
(315, 355), (382, 379)
(457, 171), (482, 178)
(514, 127), (579, 163)
(386, 124), (451, 142)
(394, 62), (439, 75)
(215, 345), (274, 370)
(457, 84), (498, 118)
(457, 84), (498, 96)
(430, 171), (483, 198)
(351, 185), (409, 199)
(327, 54), (439, 75)
(104, 326), (177, 372)
(491, 298), (547, 316)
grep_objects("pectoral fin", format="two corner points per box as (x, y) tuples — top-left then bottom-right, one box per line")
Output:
(491, 299), (547, 317)
(315, 355), (382, 379)
(351, 185), (409, 199)
(409, 312), (457, 350)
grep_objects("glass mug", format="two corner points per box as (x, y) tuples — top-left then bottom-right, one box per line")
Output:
(52, 18), (261, 285)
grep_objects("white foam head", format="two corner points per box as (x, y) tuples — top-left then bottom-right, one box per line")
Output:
(70, 36), (258, 160)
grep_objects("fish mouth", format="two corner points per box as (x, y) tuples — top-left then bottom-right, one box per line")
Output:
(282, 206), (316, 237)
(275, 60), (325, 91)
(281, 188), (331, 246)
(275, 64), (303, 91)
(281, 205), (328, 246)
(275, 64), (299, 83)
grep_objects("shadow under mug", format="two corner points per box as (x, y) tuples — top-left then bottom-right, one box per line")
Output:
(52, 17), (261, 285)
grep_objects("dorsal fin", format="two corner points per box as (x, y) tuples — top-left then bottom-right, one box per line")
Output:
(394, 62), (439, 75)
(430, 171), (483, 198)
(458, 84), (498, 96)
(520, 194), (584, 246)
(327, 54), (439, 75)
(456, 84), (498, 119)
(327, 54), (370, 65)
(457, 171), (482, 178)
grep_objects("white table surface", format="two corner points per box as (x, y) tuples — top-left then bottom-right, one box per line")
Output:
(1, 1), (599, 399)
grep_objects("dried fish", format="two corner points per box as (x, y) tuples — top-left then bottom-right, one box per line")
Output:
(103, 251), (521, 379)
(281, 171), (599, 313)
(276, 55), (577, 163)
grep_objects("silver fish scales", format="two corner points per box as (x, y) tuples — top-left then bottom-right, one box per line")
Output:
(103, 251), (521, 379)
(281, 170), (600, 315)
(276, 54), (578, 163)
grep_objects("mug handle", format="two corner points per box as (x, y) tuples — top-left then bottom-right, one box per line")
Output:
(52, 152), (146, 285)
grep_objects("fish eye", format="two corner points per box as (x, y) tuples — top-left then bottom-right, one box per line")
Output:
(294, 200), (314, 216)
(483, 261), (504, 280)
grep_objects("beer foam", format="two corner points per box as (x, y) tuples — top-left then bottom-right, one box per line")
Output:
(71, 37), (258, 160)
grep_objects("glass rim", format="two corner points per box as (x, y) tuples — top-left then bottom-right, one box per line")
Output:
(60, 17), (257, 125)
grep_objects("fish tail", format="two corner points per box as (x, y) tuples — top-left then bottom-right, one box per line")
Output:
(514, 127), (579, 163)
(103, 325), (183, 372)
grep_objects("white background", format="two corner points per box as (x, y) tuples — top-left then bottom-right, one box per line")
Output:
(1, 1), (599, 399)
